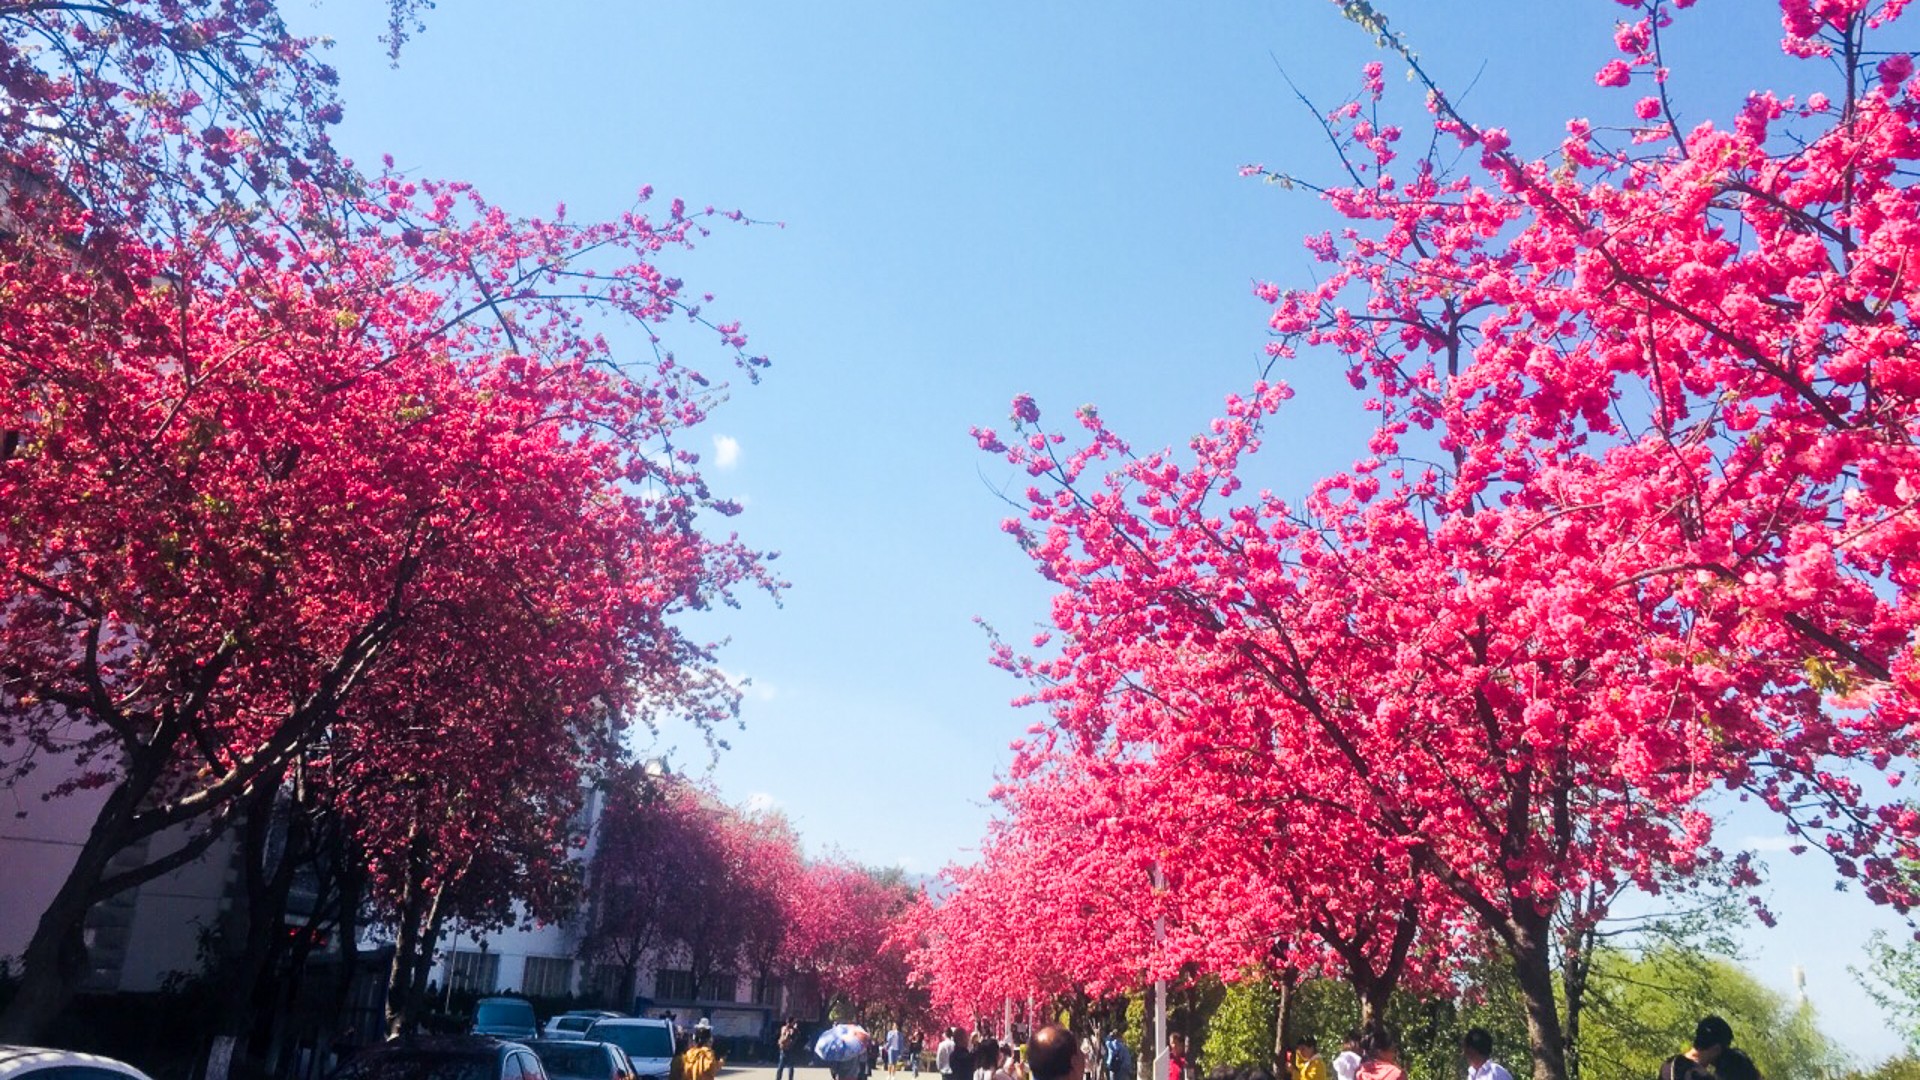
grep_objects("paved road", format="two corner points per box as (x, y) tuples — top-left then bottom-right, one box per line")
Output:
(723, 1068), (929, 1080)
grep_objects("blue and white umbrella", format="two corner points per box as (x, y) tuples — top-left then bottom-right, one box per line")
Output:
(814, 1024), (872, 1063)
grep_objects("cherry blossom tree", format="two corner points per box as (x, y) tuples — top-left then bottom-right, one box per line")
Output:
(965, 4), (1920, 1080)
(787, 861), (925, 1022)
(578, 767), (714, 1009)
(0, 2), (774, 1040)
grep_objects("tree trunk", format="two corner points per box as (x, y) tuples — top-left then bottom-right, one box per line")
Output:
(618, 960), (639, 1013)
(0, 772), (149, 1042)
(1560, 926), (1594, 1080)
(1270, 972), (1294, 1075)
(207, 780), (298, 1080)
(407, 906), (449, 1028)
(384, 880), (426, 1039)
(1510, 910), (1569, 1080)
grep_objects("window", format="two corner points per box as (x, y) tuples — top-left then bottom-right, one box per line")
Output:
(586, 963), (630, 1007)
(752, 976), (780, 1006)
(654, 969), (695, 1001)
(449, 950), (500, 995)
(523, 956), (574, 998)
(703, 972), (737, 1003)
(531, 1044), (610, 1080)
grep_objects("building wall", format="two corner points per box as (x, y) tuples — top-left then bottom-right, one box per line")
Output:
(1, 749), (237, 992)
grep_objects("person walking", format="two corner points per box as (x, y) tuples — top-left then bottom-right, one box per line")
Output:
(1294, 1038), (1330, 1080)
(1331, 1032), (1362, 1080)
(889, 1027), (907, 1076)
(951, 1029), (978, 1080)
(777, 1018), (801, 1080)
(973, 1038), (1003, 1080)
(940, 1030), (959, 1080)
(1166, 1034), (1191, 1080)
(1461, 1029), (1511, 1080)
(1354, 1024), (1404, 1080)
(683, 1028), (723, 1080)
(1103, 1028), (1135, 1080)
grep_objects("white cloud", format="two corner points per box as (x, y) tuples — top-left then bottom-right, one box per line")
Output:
(1738, 834), (1801, 853)
(713, 434), (741, 469)
(719, 667), (777, 702)
(746, 792), (779, 814)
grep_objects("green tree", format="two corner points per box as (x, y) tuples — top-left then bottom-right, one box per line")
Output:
(1206, 978), (1280, 1070)
(1580, 946), (1842, 1080)
(1856, 931), (1920, 1054)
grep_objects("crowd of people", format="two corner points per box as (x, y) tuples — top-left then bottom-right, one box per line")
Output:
(806, 1011), (1761, 1080)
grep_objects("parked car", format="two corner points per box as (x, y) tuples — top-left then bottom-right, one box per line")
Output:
(540, 1012), (626, 1041)
(332, 1036), (547, 1080)
(0, 1046), (154, 1080)
(471, 997), (540, 1041)
(527, 1040), (633, 1080)
(581, 1020), (674, 1080)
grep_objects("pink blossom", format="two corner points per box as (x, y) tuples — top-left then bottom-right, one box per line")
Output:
(1594, 59), (1633, 87)
(1614, 20), (1650, 54)
(1880, 53), (1914, 90)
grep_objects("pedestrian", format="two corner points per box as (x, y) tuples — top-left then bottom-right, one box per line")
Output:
(974, 1038), (1003, 1080)
(1294, 1038), (1329, 1080)
(830, 1034), (866, 1080)
(1166, 1034), (1191, 1080)
(1029, 1026), (1088, 1080)
(1659, 1016), (1761, 1080)
(889, 1026), (907, 1076)
(1331, 1032), (1362, 1080)
(778, 1018), (801, 1080)
(913, 1033), (925, 1077)
(952, 1028), (978, 1080)
(1354, 1024), (1403, 1080)
(1461, 1029), (1511, 1080)
(1104, 1027), (1136, 1080)
(941, 1029), (959, 1080)
(683, 1027), (723, 1080)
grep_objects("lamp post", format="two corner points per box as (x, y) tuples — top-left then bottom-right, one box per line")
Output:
(1151, 865), (1167, 1080)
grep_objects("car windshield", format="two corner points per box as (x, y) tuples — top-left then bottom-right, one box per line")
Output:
(337, 1051), (495, 1080)
(556, 1019), (591, 1032)
(530, 1047), (605, 1080)
(589, 1027), (671, 1060)
(475, 1002), (535, 1029)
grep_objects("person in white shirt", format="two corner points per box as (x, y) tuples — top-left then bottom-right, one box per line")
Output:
(938, 1030), (958, 1080)
(1462, 1028), (1513, 1080)
(1332, 1031), (1363, 1080)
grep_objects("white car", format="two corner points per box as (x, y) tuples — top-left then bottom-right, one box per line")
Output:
(542, 1011), (626, 1040)
(581, 1019), (675, 1080)
(0, 1047), (155, 1080)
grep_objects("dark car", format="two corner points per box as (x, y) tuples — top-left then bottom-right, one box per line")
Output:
(528, 1041), (633, 1080)
(333, 1036), (549, 1080)
(472, 997), (541, 1041)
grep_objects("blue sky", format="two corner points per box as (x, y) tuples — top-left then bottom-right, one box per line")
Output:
(291, 0), (1913, 1061)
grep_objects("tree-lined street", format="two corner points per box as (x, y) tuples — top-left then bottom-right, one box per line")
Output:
(6, 2), (1920, 1080)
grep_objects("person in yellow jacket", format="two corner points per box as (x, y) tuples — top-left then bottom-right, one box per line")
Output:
(683, 1026), (724, 1080)
(1293, 1037), (1330, 1080)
